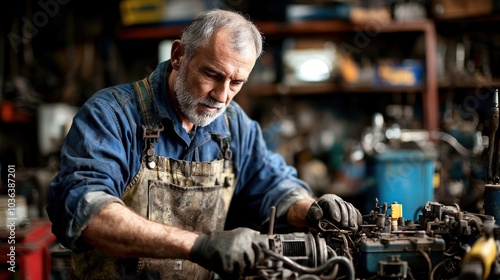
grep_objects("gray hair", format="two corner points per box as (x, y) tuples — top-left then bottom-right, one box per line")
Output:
(180, 9), (263, 60)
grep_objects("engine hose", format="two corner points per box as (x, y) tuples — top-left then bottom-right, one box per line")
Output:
(429, 131), (475, 157)
(261, 248), (355, 280)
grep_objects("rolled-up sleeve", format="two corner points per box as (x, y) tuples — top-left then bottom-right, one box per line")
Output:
(66, 192), (124, 251)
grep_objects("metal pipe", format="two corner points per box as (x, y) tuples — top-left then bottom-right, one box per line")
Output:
(487, 89), (499, 183)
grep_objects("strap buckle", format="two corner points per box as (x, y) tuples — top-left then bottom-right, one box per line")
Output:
(142, 124), (164, 139)
(142, 124), (164, 169)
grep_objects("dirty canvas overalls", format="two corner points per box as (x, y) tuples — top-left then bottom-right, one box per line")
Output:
(71, 77), (236, 279)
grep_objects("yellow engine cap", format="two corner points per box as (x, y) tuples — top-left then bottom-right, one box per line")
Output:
(391, 203), (403, 219)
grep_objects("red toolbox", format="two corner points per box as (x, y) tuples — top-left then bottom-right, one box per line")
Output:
(0, 220), (56, 280)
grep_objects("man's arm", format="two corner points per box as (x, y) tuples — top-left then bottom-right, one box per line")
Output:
(83, 202), (262, 279)
(286, 198), (316, 227)
(81, 202), (198, 259)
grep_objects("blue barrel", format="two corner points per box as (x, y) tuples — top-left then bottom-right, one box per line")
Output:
(484, 184), (500, 225)
(366, 150), (437, 221)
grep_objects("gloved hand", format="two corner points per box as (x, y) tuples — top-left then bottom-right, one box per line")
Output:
(305, 194), (362, 232)
(189, 227), (261, 279)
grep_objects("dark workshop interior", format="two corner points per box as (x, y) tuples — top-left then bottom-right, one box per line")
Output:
(2, 0), (500, 279)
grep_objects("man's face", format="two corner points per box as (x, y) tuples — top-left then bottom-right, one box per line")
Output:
(173, 30), (256, 127)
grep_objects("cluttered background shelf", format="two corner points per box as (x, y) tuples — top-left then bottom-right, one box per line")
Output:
(115, 18), (435, 40)
(3, 1), (500, 278)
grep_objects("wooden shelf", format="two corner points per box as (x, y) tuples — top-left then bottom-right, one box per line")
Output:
(435, 13), (500, 24)
(116, 24), (186, 40)
(244, 83), (426, 97)
(115, 18), (439, 131)
(115, 19), (435, 40)
(438, 78), (500, 89)
(254, 19), (434, 37)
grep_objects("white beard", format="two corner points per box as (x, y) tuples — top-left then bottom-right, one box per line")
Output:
(173, 63), (226, 127)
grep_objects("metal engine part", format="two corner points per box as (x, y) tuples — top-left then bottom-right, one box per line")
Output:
(250, 232), (354, 280)
(245, 207), (355, 280)
(247, 200), (500, 280)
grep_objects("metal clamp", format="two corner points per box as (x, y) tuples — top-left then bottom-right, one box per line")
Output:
(142, 124), (164, 169)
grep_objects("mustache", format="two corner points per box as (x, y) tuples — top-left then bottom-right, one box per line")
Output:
(199, 98), (225, 109)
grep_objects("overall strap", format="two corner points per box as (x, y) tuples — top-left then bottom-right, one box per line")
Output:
(214, 114), (235, 188)
(213, 115), (232, 162)
(132, 77), (164, 169)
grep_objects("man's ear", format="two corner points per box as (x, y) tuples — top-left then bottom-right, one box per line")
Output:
(170, 40), (184, 70)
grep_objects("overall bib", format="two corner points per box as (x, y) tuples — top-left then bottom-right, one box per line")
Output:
(71, 77), (236, 279)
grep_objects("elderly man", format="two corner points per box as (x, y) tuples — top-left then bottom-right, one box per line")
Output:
(47, 9), (362, 279)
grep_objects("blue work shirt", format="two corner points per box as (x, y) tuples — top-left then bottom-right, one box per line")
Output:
(46, 61), (313, 251)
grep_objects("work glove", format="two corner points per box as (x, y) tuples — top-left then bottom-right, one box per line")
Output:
(189, 227), (261, 279)
(305, 194), (363, 232)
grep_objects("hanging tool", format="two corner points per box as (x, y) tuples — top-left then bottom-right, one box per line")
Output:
(485, 89), (500, 225)
(487, 89), (499, 184)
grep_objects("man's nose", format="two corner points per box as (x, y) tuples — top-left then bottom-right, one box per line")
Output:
(211, 81), (229, 103)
